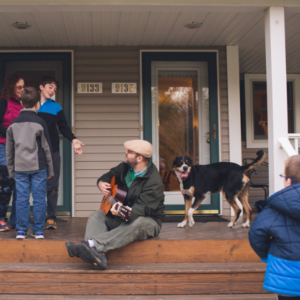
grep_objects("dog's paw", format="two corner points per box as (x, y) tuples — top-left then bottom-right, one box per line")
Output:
(242, 220), (250, 228)
(227, 221), (235, 228)
(177, 220), (187, 228)
(188, 217), (195, 227)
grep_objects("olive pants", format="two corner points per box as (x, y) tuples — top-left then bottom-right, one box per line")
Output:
(84, 210), (161, 253)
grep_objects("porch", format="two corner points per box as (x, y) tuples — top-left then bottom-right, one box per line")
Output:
(0, 2), (299, 216)
(0, 216), (271, 297)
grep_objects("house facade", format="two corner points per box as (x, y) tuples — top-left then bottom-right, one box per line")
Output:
(1, 0), (299, 217)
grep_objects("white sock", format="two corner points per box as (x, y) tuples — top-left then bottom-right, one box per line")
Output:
(88, 239), (95, 248)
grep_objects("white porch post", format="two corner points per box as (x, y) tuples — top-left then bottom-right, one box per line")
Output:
(227, 45), (243, 216)
(265, 7), (289, 194)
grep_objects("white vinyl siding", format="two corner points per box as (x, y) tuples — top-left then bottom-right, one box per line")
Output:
(74, 47), (140, 217)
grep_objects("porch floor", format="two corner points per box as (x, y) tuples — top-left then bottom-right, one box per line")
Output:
(0, 214), (253, 241)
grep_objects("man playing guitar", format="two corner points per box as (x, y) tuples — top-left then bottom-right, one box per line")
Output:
(65, 140), (165, 270)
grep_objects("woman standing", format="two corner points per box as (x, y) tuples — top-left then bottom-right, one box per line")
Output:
(0, 74), (24, 231)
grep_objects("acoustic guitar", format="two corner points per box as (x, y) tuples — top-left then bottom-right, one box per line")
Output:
(100, 176), (132, 221)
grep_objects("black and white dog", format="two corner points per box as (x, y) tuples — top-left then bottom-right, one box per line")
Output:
(172, 150), (266, 228)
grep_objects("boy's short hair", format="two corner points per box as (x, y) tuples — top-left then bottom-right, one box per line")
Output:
(21, 87), (40, 109)
(40, 76), (59, 89)
(285, 155), (300, 183)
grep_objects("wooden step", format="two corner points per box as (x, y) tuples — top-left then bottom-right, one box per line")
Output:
(0, 262), (268, 295)
(0, 295), (276, 300)
(0, 239), (260, 264)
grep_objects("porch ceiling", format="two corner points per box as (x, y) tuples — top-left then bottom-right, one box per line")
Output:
(0, 7), (299, 74)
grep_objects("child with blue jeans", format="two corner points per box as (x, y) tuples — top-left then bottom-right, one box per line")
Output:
(6, 87), (54, 239)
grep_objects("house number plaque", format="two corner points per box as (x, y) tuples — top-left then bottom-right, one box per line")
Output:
(77, 82), (102, 93)
(112, 83), (137, 94)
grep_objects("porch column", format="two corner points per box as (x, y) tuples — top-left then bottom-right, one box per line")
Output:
(227, 45), (243, 215)
(265, 7), (289, 194)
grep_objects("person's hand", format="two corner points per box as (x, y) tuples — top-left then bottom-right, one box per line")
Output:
(110, 202), (122, 217)
(98, 181), (111, 197)
(47, 176), (51, 179)
(72, 139), (85, 155)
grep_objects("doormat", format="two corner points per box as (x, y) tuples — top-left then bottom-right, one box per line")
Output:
(163, 215), (230, 223)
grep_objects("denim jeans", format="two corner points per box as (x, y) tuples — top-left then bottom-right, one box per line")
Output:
(0, 144), (16, 225)
(15, 169), (47, 233)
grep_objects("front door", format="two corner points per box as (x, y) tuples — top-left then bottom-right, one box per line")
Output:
(142, 52), (220, 214)
(0, 52), (72, 216)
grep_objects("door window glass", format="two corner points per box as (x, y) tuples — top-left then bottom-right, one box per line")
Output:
(158, 71), (198, 192)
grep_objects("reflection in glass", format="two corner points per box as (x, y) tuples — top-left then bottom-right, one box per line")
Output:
(158, 72), (199, 191)
(253, 81), (294, 139)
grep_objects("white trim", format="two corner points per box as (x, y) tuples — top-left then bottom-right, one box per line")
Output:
(215, 50), (223, 216)
(227, 45), (243, 217)
(265, 7), (288, 194)
(0, 49), (75, 217)
(245, 73), (300, 149)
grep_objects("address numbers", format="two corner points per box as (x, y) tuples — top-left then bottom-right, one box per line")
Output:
(77, 82), (102, 94)
(112, 83), (137, 94)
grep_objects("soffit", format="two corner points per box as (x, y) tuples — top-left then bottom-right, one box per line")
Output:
(0, 8), (299, 74)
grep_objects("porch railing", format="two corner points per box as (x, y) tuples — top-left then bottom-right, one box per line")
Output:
(279, 134), (300, 157)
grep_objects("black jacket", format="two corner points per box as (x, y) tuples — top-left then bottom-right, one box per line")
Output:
(98, 162), (165, 227)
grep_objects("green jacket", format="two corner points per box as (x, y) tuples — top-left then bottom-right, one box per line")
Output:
(97, 162), (165, 227)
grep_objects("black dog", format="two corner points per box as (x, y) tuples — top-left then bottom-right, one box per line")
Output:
(172, 150), (266, 228)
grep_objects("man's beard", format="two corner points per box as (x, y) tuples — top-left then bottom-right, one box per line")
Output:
(125, 155), (138, 168)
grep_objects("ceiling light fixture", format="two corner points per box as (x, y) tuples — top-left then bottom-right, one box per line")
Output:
(12, 22), (31, 30)
(184, 22), (202, 29)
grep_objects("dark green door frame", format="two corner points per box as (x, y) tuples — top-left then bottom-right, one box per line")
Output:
(0, 52), (72, 216)
(142, 51), (220, 213)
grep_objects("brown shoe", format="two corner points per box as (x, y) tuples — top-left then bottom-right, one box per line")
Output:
(77, 241), (107, 270)
(65, 241), (83, 258)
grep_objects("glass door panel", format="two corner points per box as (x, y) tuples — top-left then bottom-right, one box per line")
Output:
(151, 61), (211, 210)
(158, 73), (198, 192)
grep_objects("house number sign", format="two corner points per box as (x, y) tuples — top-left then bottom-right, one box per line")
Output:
(77, 82), (102, 93)
(112, 83), (137, 94)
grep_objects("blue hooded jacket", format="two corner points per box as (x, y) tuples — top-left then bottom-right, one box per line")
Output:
(249, 183), (300, 296)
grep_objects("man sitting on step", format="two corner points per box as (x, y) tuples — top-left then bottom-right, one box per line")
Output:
(65, 140), (165, 270)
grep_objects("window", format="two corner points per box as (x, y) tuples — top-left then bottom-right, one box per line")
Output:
(245, 74), (300, 148)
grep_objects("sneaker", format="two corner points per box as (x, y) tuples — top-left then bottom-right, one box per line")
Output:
(77, 241), (107, 270)
(0, 220), (10, 232)
(16, 231), (27, 239)
(31, 232), (44, 239)
(46, 219), (57, 229)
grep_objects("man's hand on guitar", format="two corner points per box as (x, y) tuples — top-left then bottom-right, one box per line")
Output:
(98, 181), (111, 197)
(111, 202), (121, 217)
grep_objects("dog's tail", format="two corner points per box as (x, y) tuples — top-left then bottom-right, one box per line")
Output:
(242, 150), (266, 173)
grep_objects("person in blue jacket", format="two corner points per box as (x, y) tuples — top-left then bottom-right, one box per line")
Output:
(249, 155), (300, 300)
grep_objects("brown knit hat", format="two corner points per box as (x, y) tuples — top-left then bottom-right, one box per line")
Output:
(124, 140), (153, 158)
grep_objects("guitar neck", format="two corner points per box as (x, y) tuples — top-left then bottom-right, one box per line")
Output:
(108, 196), (117, 206)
